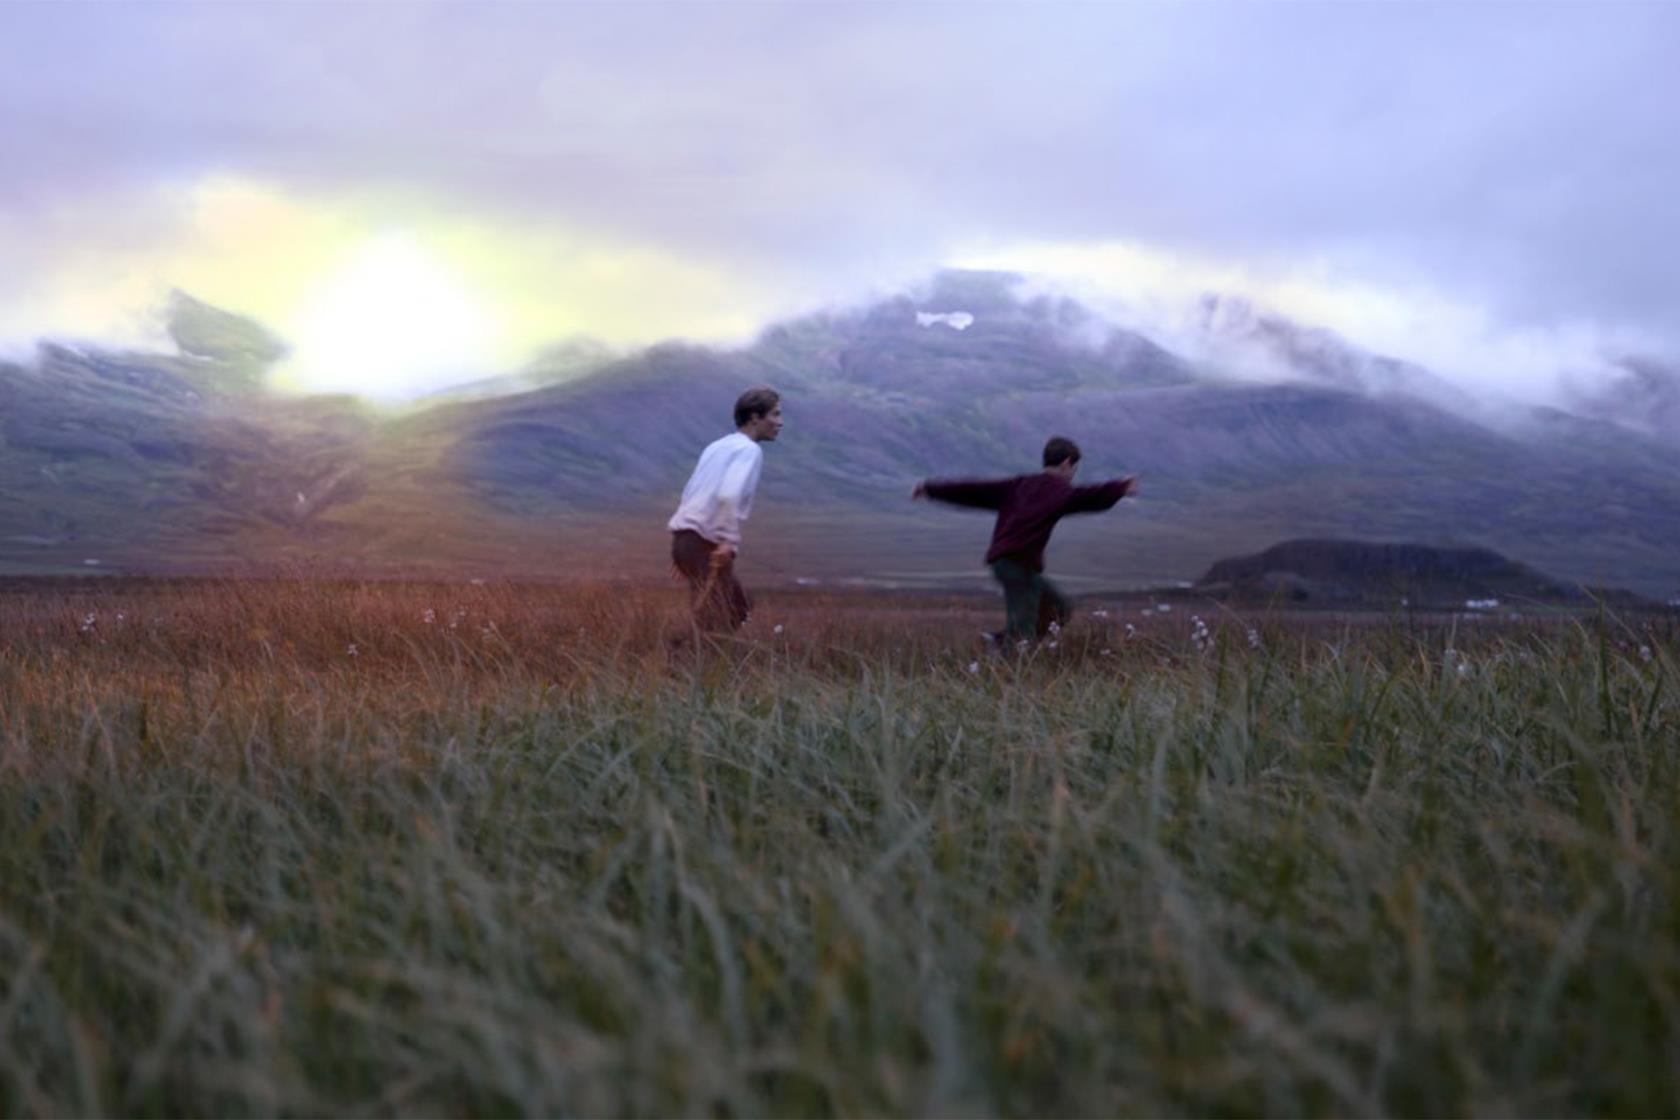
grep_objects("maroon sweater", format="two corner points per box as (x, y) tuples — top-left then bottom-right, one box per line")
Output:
(924, 472), (1134, 571)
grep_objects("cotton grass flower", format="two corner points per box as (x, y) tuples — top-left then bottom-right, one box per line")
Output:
(1444, 647), (1470, 678)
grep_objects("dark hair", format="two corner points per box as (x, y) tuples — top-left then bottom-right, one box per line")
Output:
(1042, 436), (1081, 467)
(734, 386), (780, 428)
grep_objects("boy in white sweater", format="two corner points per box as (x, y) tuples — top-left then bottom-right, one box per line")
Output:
(668, 386), (783, 631)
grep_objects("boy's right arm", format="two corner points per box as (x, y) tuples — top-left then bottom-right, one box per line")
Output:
(915, 477), (1012, 510)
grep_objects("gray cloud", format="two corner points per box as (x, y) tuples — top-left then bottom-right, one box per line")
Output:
(3, 0), (1677, 369)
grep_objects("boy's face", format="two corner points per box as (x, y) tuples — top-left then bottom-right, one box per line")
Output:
(744, 403), (784, 442)
(1050, 459), (1078, 480)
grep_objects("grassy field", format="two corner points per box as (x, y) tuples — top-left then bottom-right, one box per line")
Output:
(1, 578), (1677, 1117)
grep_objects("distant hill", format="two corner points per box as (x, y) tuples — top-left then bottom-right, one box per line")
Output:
(1194, 538), (1649, 607)
(4, 271), (1680, 599)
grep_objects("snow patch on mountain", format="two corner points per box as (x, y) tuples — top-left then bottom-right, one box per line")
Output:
(916, 311), (974, 331)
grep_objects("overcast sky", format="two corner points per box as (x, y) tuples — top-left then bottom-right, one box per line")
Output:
(1, 0), (1675, 399)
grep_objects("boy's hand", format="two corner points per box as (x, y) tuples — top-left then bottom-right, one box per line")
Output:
(911, 481), (928, 500)
(710, 543), (737, 568)
(1120, 475), (1140, 497)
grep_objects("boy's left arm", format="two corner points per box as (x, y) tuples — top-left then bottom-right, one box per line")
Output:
(1067, 476), (1138, 513)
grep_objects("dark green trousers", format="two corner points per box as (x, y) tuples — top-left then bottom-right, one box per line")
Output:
(989, 557), (1071, 643)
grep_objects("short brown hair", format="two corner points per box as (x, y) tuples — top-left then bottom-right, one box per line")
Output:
(1043, 436), (1081, 467)
(734, 386), (780, 428)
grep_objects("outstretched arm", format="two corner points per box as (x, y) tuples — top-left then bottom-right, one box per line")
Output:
(1066, 475), (1139, 513)
(915, 477), (1013, 510)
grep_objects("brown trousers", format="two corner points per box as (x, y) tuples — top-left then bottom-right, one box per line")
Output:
(670, 530), (752, 631)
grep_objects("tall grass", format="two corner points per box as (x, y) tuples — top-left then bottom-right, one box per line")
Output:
(2, 580), (1677, 1116)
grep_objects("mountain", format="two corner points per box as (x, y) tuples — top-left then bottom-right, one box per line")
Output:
(0, 294), (371, 574)
(4, 272), (1679, 599)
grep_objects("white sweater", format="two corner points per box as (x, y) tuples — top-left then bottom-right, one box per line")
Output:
(667, 432), (764, 547)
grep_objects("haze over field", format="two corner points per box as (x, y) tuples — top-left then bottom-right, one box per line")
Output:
(3, 1), (1677, 406)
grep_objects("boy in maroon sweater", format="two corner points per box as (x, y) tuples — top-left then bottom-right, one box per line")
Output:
(913, 437), (1138, 646)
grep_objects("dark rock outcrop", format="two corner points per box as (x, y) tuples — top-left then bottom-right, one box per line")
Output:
(1197, 538), (1579, 606)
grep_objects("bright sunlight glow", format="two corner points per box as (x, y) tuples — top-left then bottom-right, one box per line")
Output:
(279, 234), (504, 399)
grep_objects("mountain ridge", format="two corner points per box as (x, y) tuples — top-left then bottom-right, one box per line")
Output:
(3, 272), (1677, 599)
